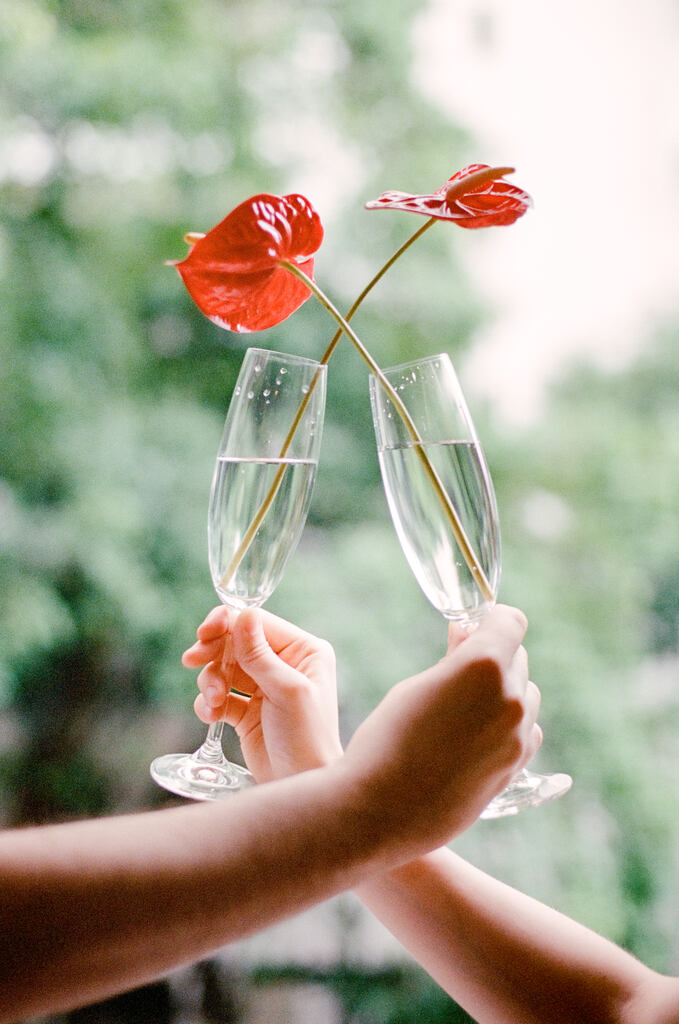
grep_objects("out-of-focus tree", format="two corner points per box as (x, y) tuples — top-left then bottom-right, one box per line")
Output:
(0, 0), (472, 826)
(2, 0), (679, 1020)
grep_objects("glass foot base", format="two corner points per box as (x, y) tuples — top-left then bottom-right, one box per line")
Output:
(150, 751), (255, 801)
(480, 768), (573, 820)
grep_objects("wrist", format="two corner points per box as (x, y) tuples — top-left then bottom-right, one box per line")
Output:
(321, 756), (429, 873)
(222, 759), (416, 897)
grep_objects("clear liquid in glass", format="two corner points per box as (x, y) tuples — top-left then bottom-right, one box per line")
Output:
(377, 439), (500, 621)
(208, 455), (318, 608)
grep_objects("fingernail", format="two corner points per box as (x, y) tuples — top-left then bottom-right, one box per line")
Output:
(205, 685), (219, 705)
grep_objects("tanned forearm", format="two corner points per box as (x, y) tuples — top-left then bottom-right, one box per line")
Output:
(356, 848), (679, 1024)
(0, 762), (401, 1024)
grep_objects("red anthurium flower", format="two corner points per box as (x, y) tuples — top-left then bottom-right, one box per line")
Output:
(365, 163), (532, 229)
(171, 193), (324, 332)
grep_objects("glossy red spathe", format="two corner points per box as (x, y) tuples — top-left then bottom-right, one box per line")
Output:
(171, 193), (324, 333)
(365, 163), (532, 229)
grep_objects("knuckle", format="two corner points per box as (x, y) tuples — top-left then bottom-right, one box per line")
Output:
(511, 606), (528, 631)
(244, 637), (271, 665)
(498, 603), (528, 630)
(193, 693), (213, 723)
(527, 679), (542, 712)
(288, 677), (313, 703)
(469, 655), (504, 695)
(502, 694), (525, 727)
(532, 723), (544, 753)
(504, 730), (525, 764)
(202, 658), (237, 696)
(197, 664), (213, 692)
(316, 637), (336, 665)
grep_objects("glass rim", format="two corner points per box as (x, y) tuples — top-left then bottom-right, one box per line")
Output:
(243, 346), (326, 371)
(368, 352), (452, 380)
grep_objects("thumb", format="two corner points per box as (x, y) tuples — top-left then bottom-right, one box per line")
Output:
(232, 607), (299, 701)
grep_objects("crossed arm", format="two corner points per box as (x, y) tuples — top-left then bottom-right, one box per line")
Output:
(355, 851), (679, 1024)
(0, 604), (536, 1023)
(191, 605), (679, 1024)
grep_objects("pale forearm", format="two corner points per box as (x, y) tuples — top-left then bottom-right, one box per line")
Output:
(356, 848), (671, 1024)
(0, 763), (394, 1023)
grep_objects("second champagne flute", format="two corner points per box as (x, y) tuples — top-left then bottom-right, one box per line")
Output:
(151, 348), (326, 800)
(369, 352), (572, 819)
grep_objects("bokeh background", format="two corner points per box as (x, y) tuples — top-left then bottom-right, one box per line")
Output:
(2, 1), (679, 1021)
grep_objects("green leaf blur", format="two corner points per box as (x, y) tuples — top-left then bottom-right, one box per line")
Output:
(1, 0), (678, 1020)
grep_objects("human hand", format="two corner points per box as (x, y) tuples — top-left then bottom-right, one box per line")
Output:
(183, 606), (343, 782)
(340, 605), (542, 858)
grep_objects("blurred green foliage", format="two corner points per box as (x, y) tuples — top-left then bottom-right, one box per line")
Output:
(2, 0), (679, 1020)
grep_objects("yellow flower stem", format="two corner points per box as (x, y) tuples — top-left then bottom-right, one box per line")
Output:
(218, 220), (435, 591)
(220, 175), (515, 601)
(317, 217), (437, 364)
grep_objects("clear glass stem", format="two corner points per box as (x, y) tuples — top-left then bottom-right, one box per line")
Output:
(480, 765), (573, 819)
(195, 720), (227, 764)
(193, 604), (242, 767)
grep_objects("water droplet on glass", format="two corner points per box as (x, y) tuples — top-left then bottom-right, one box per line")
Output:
(279, 367), (287, 375)
(275, 378), (282, 386)
(263, 388), (270, 397)
(247, 390), (254, 400)
(234, 386), (241, 396)
(254, 364), (262, 373)
(301, 385), (309, 394)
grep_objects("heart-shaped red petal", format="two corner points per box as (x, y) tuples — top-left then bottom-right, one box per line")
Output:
(171, 193), (323, 332)
(177, 258), (316, 333)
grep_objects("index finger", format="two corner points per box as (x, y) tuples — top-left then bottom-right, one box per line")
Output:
(183, 606), (232, 668)
(182, 636), (224, 668)
(195, 605), (231, 642)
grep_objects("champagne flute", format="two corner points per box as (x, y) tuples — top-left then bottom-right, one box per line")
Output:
(369, 353), (571, 818)
(151, 348), (326, 800)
